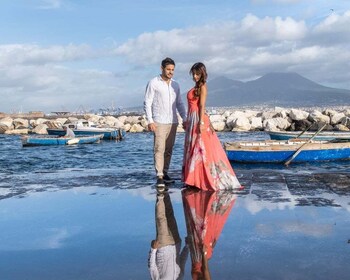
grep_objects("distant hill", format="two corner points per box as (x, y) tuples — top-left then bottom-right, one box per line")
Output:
(202, 72), (350, 107)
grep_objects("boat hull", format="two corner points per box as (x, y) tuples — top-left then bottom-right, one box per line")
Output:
(268, 131), (350, 141)
(225, 140), (350, 163)
(47, 128), (124, 140)
(21, 135), (102, 147)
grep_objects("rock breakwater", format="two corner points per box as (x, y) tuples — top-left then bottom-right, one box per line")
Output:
(1, 107), (350, 135)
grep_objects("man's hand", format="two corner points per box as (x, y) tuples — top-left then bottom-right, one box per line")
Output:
(151, 240), (159, 249)
(148, 123), (156, 132)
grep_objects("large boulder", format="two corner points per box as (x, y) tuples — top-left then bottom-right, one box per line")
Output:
(250, 117), (263, 131)
(0, 124), (8, 133)
(257, 111), (278, 121)
(32, 124), (49, 134)
(242, 110), (259, 119)
(35, 118), (50, 125)
(0, 117), (14, 129)
(5, 129), (28, 135)
(123, 123), (131, 132)
(308, 110), (330, 124)
(86, 114), (101, 124)
(334, 124), (350, 131)
(263, 117), (291, 131)
(232, 116), (251, 131)
(288, 109), (309, 121)
(211, 121), (226, 131)
(129, 123), (145, 133)
(45, 120), (63, 129)
(117, 115), (128, 124)
(323, 109), (338, 116)
(226, 111), (246, 129)
(13, 118), (29, 129)
(330, 112), (346, 125)
(124, 116), (141, 125)
(292, 119), (312, 131)
(340, 117), (350, 128)
(209, 114), (225, 123)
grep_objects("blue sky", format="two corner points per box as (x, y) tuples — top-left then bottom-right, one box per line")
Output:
(1, 0), (349, 113)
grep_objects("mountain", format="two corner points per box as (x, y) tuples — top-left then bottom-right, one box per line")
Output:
(203, 72), (350, 107)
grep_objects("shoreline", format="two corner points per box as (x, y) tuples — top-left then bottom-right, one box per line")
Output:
(1, 106), (350, 135)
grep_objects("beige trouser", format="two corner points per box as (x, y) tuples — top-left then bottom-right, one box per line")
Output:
(154, 123), (177, 177)
(156, 192), (181, 247)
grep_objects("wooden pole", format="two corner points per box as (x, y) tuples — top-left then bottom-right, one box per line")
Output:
(284, 123), (327, 166)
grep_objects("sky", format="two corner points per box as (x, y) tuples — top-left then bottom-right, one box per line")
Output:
(0, 0), (349, 113)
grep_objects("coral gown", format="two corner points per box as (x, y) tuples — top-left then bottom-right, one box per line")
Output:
(182, 189), (237, 274)
(182, 88), (241, 191)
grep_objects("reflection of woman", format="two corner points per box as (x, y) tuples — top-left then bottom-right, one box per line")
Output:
(182, 62), (241, 191)
(182, 188), (237, 279)
(148, 191), (188, 279)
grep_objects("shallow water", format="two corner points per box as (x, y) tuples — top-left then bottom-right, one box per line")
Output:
(0, 132), (349, 279)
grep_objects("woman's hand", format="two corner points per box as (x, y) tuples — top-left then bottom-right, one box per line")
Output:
(198, 122), (205, 134)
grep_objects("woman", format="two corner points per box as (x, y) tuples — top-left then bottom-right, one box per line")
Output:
(182, 188), (237, 279)
(182, 62), (242, 191)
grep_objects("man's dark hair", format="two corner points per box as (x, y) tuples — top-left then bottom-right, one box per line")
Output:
(161, 57), (175, 68)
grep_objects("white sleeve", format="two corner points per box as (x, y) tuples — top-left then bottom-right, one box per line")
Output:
(148, 248), (159, 280)
(144, 81), (155, 124)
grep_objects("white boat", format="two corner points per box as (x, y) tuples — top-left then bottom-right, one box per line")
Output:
(47, 121), (125, 140)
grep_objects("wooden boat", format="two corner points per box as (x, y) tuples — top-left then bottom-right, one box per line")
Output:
(268, 130), (350, 141)
(224, 139), (350, 163)
(47, 121), (125, 140)
(21, 134), (103, 147)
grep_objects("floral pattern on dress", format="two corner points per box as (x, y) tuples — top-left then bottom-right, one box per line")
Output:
(182, 88), (241, 191)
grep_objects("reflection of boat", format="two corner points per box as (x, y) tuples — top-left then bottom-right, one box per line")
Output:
(224, 139), (350, 163)
(46, 121), (125, 140)
(268, 130), (350, 141)
(21, 134), (103, 147)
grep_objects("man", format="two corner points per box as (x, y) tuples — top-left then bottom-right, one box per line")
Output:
(63, 125), (75, 138)
(148, 191), (188, 279)
(144, 57), (187, 188)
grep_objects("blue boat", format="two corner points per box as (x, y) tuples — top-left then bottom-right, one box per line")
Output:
(224, 139), (350, 163)
(21, 134), (103, 147)
(268, 130), (350, 141)
(46, 121), (125, 140)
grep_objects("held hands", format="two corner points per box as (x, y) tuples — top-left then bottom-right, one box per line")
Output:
(182, 121), (187, 130)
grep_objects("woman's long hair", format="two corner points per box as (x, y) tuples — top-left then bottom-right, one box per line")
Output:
(190, 62), (208, 98)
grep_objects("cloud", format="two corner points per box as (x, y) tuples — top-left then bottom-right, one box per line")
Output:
(1, 10), (350, 113)
(0, 44), (96, 66)
(281, 222), (333, 237)
(0, 44), (124, 112)
(114, 10), (350, 88)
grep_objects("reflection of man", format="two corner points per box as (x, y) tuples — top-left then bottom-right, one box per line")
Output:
(148, 191), (188, 279)
(182, 188), (237, 280)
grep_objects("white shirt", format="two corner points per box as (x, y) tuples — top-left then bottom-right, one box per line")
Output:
(144, 75), (187, 124)
(64, 126), (75, 137)
(148, 242), (188, 280)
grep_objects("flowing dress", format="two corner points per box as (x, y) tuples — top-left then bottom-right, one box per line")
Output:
(182, 189), (237, 275)
(182, 88), (241, 191)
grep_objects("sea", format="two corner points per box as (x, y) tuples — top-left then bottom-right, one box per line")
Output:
(0, 131), (349, 280)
